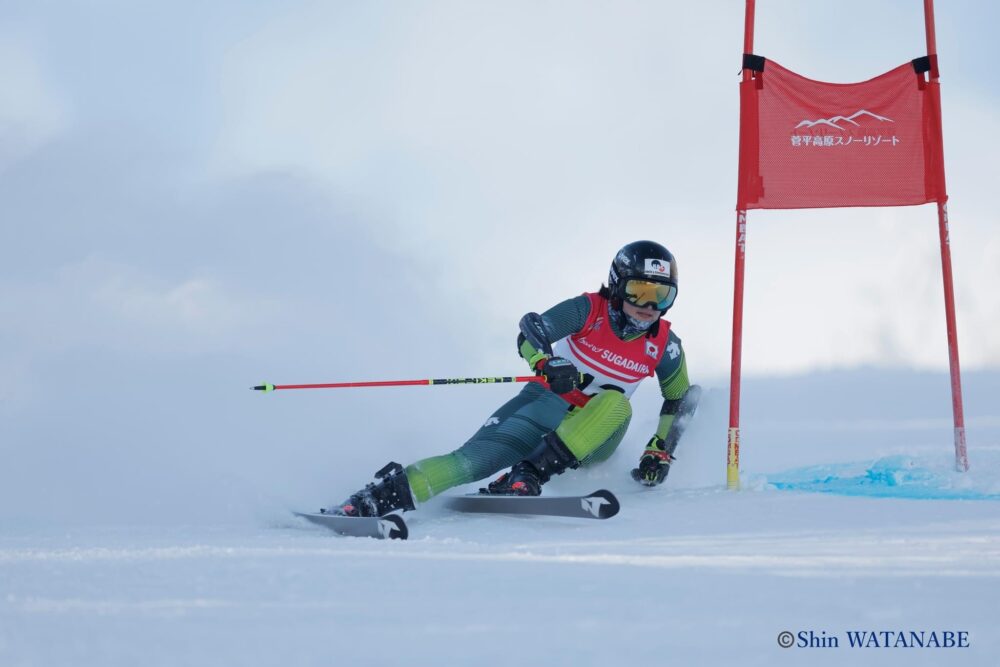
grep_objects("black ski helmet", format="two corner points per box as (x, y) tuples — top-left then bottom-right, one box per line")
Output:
(607, 240), (678, 312)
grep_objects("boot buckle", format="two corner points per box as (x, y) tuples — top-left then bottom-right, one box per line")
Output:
(374, 461), (404, 479)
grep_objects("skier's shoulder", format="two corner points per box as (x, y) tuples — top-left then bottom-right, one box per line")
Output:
(539, 293), (594, 336)
(656, 326), (685, 370)
(666, 326), (682, 348)
(569, 292), (597, 315)
(540, 292), (592, 314)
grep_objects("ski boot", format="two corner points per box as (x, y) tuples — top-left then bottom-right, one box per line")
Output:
(327, 462), (416, 517)
(481, 432), (580, 496)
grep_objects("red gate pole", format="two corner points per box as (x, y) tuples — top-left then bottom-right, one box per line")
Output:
(924, 0), (968, 472)
(728, 0), (756, 490)
(938, 200), (969, 471)
(727, 209), (747, 489)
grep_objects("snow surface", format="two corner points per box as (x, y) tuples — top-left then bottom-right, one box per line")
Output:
(2, 369), (999, 666)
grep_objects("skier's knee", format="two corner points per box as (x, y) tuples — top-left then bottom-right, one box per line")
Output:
(555, 390), (632, 461)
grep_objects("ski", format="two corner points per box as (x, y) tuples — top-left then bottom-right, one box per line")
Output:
(293, 511), (408, 540)
(443, 489), (620, 520)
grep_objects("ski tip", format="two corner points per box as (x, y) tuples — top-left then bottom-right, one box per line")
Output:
(585, 489), (620, 519)
(252, 383), (276, 392)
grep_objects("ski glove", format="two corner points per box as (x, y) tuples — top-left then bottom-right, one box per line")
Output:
(538, 356), (581, 395)
(631, 436), (673, 486)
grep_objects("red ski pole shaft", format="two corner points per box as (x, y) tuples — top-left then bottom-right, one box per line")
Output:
(253, 376), (544, 392)
(252, 375), (591, 407)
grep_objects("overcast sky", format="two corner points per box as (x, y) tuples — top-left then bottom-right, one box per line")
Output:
(1, 1), (997, 520)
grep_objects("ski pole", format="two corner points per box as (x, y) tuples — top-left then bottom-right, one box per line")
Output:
(252, 375), (591, 407)
(252, 376), (545, 392)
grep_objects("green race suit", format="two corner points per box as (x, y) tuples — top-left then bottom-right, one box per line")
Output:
(405, 294), (690, 503)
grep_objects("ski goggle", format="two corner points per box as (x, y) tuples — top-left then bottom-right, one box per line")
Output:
(623, 279), (677, 311)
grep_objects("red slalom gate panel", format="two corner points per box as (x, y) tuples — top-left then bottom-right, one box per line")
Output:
(737, 59), (947, 210)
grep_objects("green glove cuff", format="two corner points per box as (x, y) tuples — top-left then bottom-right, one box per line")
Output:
(527, 350), (550, 371)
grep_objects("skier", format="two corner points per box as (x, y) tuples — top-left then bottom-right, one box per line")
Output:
(332, 240), (699, 517)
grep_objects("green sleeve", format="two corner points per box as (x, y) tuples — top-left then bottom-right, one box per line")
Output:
(653, 330), (690, 440)
(518, 295), (592, 370)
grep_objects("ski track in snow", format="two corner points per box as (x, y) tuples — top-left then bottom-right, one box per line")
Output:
(4, 530), (999, 577)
